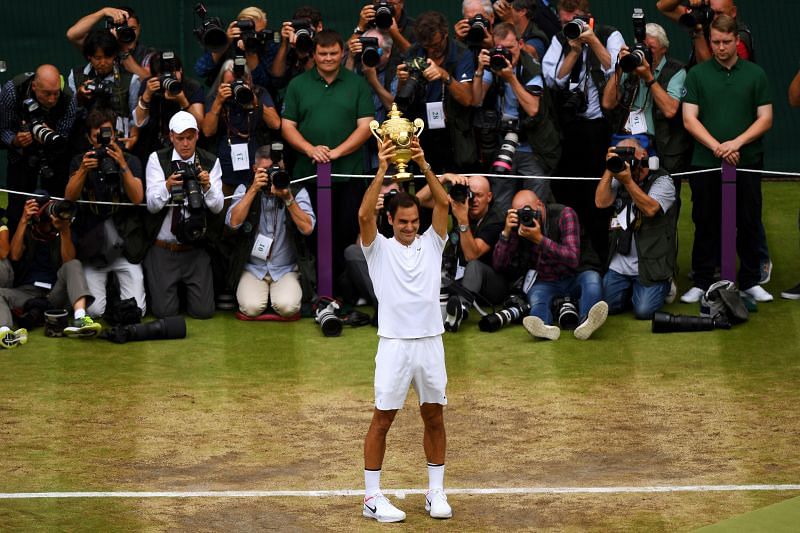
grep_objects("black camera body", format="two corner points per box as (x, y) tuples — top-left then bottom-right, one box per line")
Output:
(235, 19), (280, 53)
(158, 51), (183, 96)
(91, 126), (121, 184)
(449, 183), (474, 204)
(564, 15), (594, 40)
(489, 46), (513, 72)
(372, 1), (395, 30)
(85, 77), (115, 101)
(193, 3), (228, 53)
(29, 192), (78, 241)
(679, 1), (714, 29)
(106, 15), (136, 44)
(466, 14), (490, 47)
(358, 37), (382, 68)
(517, 205), (541, 228)
(619, 9), (653, 73)
(229, 55), (255, 107)
(171, 161), (204, 212)
(395, 56), (429, 111)
(290, 18), (315, 54)
(264, 142), (291, 191)
(606, 146), (637, 174)
(478, 294), (531, 332)
(21, 98), (66, 149)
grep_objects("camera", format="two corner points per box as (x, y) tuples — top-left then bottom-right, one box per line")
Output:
(606, 146), (637, 174)
(29, 193), (78, 241)
(517, 205), (541, 228)
(171, 161), (205, 212)
(449, 183), (474, 204)
(193, 3), (228, 53)
(492, 119), (520, 175)
(489, 45), (513, 72)
(372, 1), (395, 30)
(264, 142), (291, 191)
(158, 51), (183, 96)
(229, 55), (255, 107)
(91, 126), (121, 181)
(84, 77), (115, 100)
(102, 316), (187, 344)
(466, 14), (490, 47)
(21, 98), (67, 149)
(551, 296), (579, 330)
(619, 9), (653, 73)
(235, 19), (280, 53)
(478, 295), (531, 332)
(679, 0), (714, 29)
(395, 56), (428, 112)
(315, 297), (343, 337)
(564, 15), (594, 40)
(358, 37), (382, 68)
(290, 18), (315, 54)
(106, 15), (136, 44)
(652, 311), (727, 333)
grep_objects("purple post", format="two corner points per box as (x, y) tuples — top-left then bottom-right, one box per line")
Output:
(720, 161), (737, 283)
(316, 162), (333, 297)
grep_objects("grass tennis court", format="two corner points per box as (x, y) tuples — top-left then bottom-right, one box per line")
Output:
(1, 182), (799, 531)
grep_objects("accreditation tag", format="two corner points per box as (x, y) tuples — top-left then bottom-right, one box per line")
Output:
(231, 143), (250, 172)
(426, 101), (446, 130)
(625, 109), (648, 135)
(523, 269), (538, 294)
(454, 258), (465, 281)
(251, 233), (273, 261)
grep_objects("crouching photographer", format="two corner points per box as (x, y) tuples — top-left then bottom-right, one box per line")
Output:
(595, 139), (677, 320)
(65, 108), (146, 320)
(143, 111), (223, 319)
(493, 189), (607, 341)
(226, 144), (316, 319)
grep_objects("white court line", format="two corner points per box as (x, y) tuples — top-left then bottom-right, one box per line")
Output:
(1, 485), (799, 499)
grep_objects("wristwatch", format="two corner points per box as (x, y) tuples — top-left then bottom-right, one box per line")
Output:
(443, 74), (452, 87)
(458, 224), (469, 233)
(353, 26), (365, 35)
(645, 79), (657, 88)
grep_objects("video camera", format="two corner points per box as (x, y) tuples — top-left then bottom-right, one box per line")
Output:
(290, 18), (315, 54)
(517, 205), (541, 228)
(619, 8), (653, 73)
(21, 98), (66, 149)
(357, 37), (382, 68)
(564, 15), (595, 40)
(679, 0), (714, 29)
(394, 56), (428, 112)
(105, 15), (136, 44)
(230, 55), (255, 107)
(466, 14), (490, 47)
(370, 1), (395, 30)
(157, 51), (183, 96)
(489, 45), (513, 72)
(193, 3), (228, 53)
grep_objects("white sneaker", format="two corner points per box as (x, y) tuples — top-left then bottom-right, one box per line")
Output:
(680, 287), (705, 304)
(744, 285), (773, 303)
(363, 492), (406, 523)
(522, 316), (560, 340)
(574, 301), (608, 340)
(425, 488), (452, 519)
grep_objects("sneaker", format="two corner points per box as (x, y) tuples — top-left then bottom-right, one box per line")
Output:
(680, 287), (705, 304)
(574, 301), (608, 341)
(781, 282), (800, 300)
(665, 279), (677, 305)
(744, 285), (773, 303)
(444, 295), (468, 333)
(363, 492), (406, 523)
(0, 326), (26, 349)
(522, 316), (560, 341)
(759, 259), (773, 285)
(64, 316), (102, 338)
(425, 488), (452, 519)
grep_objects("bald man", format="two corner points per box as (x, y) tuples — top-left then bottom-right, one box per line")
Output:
(417, 173), (507, 331)
(0, 64), (77, 228)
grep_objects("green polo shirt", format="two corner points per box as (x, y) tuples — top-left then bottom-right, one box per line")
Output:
(282, 67), (375, 181)
(683, 57), (771, 167)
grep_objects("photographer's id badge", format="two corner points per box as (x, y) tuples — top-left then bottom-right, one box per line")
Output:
(454, 258), (465, 281)
(251, 233), (273, 261)
(231, 143), (250, 172)
(523, 269), (538, 294)
(426, 101), (446, 130)
(625, 110), (648, 135)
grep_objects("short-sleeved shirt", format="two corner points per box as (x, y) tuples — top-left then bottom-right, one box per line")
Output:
(362, 226), (447, 339)
(282, 67), (375, 181)
(454, 206), (505, 268)
(621, 57), (687, 137)
(683, 58), (771, 167)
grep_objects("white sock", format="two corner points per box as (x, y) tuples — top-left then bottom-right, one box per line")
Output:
(74, 309), (86, 320)
(364, 469), (381, 497)
(427, 463), (445, 491)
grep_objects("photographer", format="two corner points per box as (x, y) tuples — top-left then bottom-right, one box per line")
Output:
(269, 7), (324, 93)
(202, 57), (281, 195)
(143, 111), (224, 319)
(541, 0), (624, 264)
(226, 145), (315, 319)
(64, 108), (146, 319)
(455, 0), (496, 51)
(0, 196), (101, 342)
(0, 65), (76, 229)
(352, 1), (415, 57)
(132, 51), (205, 164)
(418, 174), (506, 332)
(68, 29), (139, 151)
(595, 139), (677, 320)
(66, 6), (150, 79)
(493, 188), (607, 341)
(472, 22), (561, 211)
(501, 0), (551, 60)
(194, 6), (279, 91)
(602, 22), (691, 176)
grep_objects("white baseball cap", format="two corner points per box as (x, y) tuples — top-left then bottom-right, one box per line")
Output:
(168, 111), (197, 134)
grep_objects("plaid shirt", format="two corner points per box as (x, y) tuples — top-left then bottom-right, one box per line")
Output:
(492, 205), (581, 282)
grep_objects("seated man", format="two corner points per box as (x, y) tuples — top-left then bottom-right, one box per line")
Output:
(493, 189), (607, 340)
(595, 138), (677, 319)
(65, 108), (146, 319)
(417, 174), (506, 332)
(0, 196), (100, 347)
(143, 111), (224, 319)
(226, 145), (316, 318)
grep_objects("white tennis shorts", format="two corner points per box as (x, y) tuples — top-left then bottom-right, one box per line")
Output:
(374, 336), (448, 410)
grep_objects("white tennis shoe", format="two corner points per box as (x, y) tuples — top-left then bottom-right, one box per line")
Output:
(363, 492), (406, 522)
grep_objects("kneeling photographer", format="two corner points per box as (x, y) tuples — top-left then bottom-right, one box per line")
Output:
(226, 144), (316, 319)
(595, 138), (677, 320)
(472, 22), (561, 212)
(493, 189), (607, 341)
(65, 108), (146, 321)
(143, 111), (224, 319)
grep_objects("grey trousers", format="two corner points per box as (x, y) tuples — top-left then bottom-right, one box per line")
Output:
(143, 246), (215, 319)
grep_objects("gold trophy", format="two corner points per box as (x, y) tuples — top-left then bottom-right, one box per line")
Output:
(369, 103), (425, 182)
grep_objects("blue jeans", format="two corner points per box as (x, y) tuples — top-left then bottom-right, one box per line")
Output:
(527, 270), (603, 325)
(603, 269), (669, 320)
